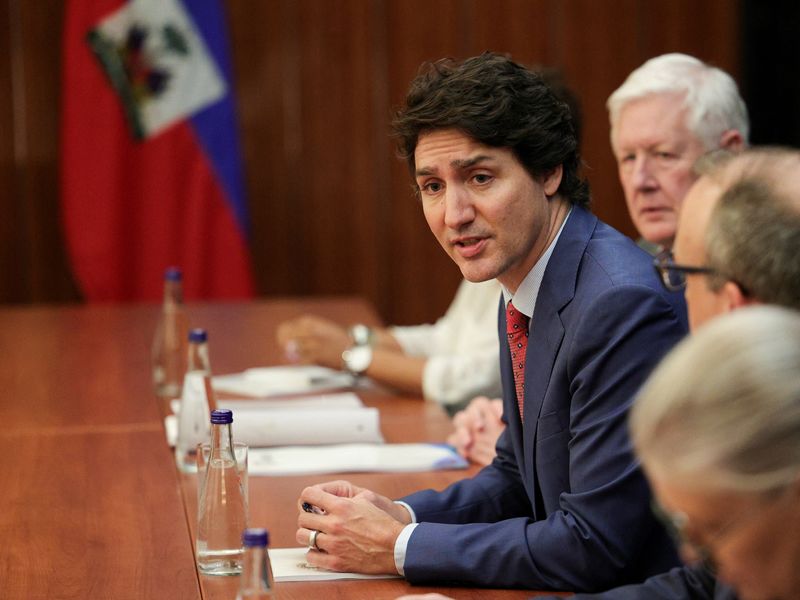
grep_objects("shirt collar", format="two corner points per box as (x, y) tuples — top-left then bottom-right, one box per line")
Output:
(502, 207), (572, 319)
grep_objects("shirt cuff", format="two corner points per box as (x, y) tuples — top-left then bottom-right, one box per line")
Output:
(394, 500), (417, 523)
(393, 523), (418, 577)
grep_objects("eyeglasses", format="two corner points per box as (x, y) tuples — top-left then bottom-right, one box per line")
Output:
(652, 250), (718, 292)
(651, 488), (790, 573)
(651, 501), (729, 572)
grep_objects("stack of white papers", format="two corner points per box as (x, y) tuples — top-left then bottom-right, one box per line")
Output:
(165, 392), (382, 447)
(218, 395), (384, 447)
(248, 442), (467, 476)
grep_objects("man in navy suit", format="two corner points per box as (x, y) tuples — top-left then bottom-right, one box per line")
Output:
(295, 53), (687, 592)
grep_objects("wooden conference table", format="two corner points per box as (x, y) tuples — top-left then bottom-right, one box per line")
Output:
(0, 299), (562, 599)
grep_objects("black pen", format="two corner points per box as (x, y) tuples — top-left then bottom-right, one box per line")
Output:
(302, 501), (325, 515)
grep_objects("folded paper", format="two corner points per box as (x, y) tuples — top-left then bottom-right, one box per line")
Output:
(213, 365), (353, 397)
(248, 443), (468, 476)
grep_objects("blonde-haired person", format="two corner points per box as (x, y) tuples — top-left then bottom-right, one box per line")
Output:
(398, 305), (800, 599)
(570, 305), (800, 599)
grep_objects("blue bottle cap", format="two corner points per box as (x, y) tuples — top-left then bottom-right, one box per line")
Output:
(210, 409), (233, 424)
(188, 328), (207, 343)
(242, 528), (269, 547)
(164, 266), (182, 282)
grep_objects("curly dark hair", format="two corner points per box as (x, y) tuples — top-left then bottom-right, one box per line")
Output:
(392, 52), (590, 207)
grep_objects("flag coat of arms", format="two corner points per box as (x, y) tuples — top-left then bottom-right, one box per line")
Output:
(61, 0), (255, 301)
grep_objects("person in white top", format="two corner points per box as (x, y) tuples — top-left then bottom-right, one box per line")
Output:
(276, 278), (502, 412)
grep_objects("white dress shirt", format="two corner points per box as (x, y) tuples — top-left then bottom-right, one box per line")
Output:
(390, 278), (503, 410)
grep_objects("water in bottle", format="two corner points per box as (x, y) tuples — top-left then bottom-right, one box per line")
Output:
(197, 409), (248, 575)
(152, 267), (189, 398)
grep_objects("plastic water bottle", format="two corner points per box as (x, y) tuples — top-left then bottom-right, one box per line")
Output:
(152, 267), (189, 398)
(197, 409), (248, 575)
(175, 329), (213, 472)
(236, 528), (275, 598)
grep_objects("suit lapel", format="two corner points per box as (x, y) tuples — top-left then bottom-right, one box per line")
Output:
(519, 207), (597, 516)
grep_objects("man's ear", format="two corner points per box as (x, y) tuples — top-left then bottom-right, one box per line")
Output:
(542, 165), (563, 196)
(719, 129), (746, 153)
(721, 280), (757, 311)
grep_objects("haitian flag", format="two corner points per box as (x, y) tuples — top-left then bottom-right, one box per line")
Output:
(61, 0), (255, 301)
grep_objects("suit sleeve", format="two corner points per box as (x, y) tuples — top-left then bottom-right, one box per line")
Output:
(401, 285), (687, 590)
(399, 423), (530, 520)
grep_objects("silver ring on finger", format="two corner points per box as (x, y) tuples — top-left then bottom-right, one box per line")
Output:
(308, 529), (320, 551)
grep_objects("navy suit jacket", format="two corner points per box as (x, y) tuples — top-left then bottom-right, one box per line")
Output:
(400, 207), (687, 591)
(539, 564), (738, 599)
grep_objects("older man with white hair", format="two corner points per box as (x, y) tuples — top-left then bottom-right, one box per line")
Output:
(608, 52), (748, 251)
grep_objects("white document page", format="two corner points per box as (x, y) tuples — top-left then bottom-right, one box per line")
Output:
(268, 547), (401, 582)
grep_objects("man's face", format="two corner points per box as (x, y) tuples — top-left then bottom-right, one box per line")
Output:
(650, 472), (800, 600)
(673, 177), (728, 330)
(414, 128), (562, 293)
(612, 93), (709, 249)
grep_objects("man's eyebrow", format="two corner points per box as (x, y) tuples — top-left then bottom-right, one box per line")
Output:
(415, 155), (495, 178)
(452, 155), (493, 169)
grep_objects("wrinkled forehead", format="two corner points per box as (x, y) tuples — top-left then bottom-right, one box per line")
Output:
(613, 91), (690, 125)
(611, 92), (694, 148)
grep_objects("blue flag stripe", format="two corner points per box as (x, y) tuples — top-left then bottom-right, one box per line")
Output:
(181, 0), (250, 237)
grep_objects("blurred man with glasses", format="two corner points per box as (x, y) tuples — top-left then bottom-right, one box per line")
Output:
(655, 147), (800, 330)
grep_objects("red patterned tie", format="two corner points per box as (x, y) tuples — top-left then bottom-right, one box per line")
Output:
(506, 300), (529, 420)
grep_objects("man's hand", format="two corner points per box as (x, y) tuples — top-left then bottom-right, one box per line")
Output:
(296, 480), (412, 522)
(276, 315), (351, 368)
(295, 481), (411, 574)
(446, 397), (505, 466)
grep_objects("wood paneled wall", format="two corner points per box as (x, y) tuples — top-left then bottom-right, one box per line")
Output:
(0, 0), (739, 325)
